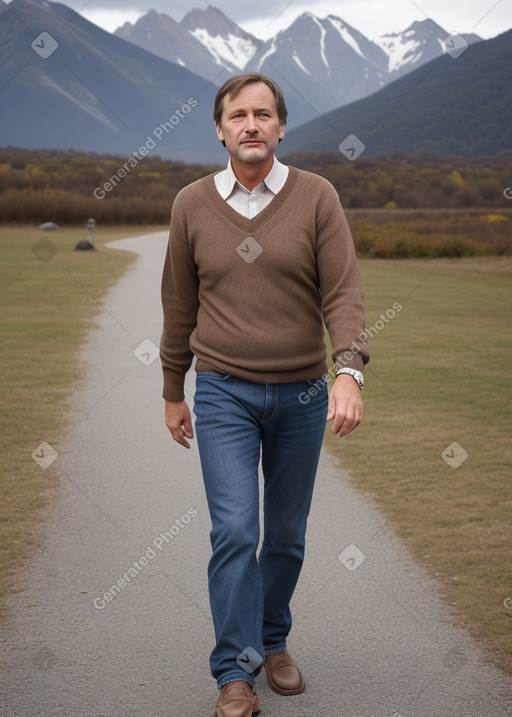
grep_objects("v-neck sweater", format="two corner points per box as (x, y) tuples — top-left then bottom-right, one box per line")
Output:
(160, 166), (369, 402)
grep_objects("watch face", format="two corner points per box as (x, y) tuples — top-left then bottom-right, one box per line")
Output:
(353, 371), (364, 387)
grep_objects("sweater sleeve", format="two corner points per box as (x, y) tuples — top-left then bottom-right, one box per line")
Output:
(160, 192), (199, 401)
(316, 185), (369, 373)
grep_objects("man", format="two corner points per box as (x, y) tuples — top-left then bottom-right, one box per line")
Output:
(160, 72), (369, 717)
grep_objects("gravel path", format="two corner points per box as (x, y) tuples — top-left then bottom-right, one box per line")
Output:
(1, 231), (511, 717)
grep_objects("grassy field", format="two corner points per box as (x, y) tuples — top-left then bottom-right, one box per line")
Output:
(0, 225), (161, 612)
(1, 224), (511, 675)
(325, 255), (512, 674)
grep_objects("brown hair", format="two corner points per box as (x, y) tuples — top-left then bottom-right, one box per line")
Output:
(213, 72), (288, 127)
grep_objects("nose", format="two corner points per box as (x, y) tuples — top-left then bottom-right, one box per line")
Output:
(245, 113), (258, 133)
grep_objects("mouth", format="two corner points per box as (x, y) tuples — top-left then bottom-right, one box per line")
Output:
(242, 139), (263, 146)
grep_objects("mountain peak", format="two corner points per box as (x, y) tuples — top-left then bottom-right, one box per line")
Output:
(181, 5), (261, 71)
(403, 18), (446, 35)
(181, 6), (243, 36)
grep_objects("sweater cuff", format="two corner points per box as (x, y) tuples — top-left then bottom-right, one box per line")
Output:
(334, 352), (366, 374)
(162, 373), (186, 402)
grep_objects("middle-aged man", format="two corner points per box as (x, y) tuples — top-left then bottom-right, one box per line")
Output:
(160, 72), (369, 717)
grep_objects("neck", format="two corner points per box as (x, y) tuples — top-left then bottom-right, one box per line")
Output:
(230, 156), (274, 191)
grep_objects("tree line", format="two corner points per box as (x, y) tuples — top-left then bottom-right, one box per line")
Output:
(0, 147), (510, 227)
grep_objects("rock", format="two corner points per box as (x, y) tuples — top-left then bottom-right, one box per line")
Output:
(74, 239), (95, 251)
(39, 222), (59, 231)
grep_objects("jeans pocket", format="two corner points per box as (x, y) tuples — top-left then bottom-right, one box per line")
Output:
(197, 371), (230, 380)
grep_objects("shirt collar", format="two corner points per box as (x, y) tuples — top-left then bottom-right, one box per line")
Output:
(215, 157), (289, 200)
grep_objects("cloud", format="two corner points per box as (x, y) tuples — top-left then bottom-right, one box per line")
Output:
(48, 0), (512, 39)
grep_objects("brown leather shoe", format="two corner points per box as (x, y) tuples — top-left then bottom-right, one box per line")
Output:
(264, 649), (305, 695)
(216, 680), (261, 717)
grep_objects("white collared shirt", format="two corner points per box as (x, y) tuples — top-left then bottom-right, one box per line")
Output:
(214, 157), (289, 219)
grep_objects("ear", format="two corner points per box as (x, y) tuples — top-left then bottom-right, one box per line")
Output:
(278, 123), (285, 140)
(215, 124), (224, 143)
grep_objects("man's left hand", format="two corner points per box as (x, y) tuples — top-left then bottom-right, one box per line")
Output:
(326, 374), (363, 437)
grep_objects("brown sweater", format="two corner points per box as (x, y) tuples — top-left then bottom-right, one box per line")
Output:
(160, 166), (369, 402)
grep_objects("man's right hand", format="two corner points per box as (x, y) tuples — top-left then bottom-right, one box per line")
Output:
(165, 400), (194, 449)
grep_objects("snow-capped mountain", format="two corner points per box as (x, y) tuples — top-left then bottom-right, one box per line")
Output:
(115, 7), (482, 122)
(246, 13), (389, 116)
(115, 9), (225, 81)
(115, 6), (261, 85)
(180, 7), (262, 72)
(376, 18), (481, 75)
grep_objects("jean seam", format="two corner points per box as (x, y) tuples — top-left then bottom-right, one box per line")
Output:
(260, 384), (278, 424)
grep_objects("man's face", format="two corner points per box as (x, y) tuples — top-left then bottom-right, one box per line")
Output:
(215, 82), (285, 165)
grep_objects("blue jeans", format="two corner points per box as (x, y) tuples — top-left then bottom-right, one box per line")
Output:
(193, 371), (328, 689)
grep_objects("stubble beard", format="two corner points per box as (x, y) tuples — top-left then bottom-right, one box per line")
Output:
(232, 139), (276, 164)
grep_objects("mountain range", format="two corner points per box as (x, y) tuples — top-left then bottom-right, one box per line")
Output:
(282, 28), (512, 157)
(115, 7), (482, 119)
(0, 0), (509, 161)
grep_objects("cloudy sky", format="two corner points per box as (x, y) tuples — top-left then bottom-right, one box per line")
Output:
(40, 0), (511, 40)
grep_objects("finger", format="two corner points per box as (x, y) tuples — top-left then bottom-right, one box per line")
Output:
(171, 427), (191, 449)
(332, 407), (350, 434)
(182, 418), (194, 439)
(334, 411), (362, 437)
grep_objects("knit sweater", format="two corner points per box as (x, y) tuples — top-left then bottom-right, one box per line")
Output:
(160, 166), (369, 402)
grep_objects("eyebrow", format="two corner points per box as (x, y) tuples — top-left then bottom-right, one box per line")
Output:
(228, 106), (273, 116)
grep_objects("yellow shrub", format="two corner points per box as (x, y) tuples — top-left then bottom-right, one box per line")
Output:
(483, 214), (508, 222)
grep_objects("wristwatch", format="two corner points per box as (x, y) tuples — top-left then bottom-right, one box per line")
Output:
(335, 368), (364, 389)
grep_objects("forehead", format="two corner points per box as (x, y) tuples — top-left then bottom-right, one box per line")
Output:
(223, 82), (277, 113)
